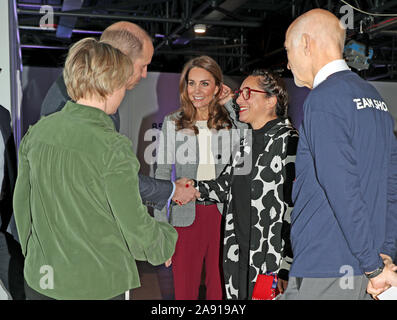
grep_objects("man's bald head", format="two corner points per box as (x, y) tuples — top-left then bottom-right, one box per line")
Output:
(287, 9), (346, 56)
(99, 21), (154, 90)
(103, 21), (151, 44)
(100, 21), (151, 59)
(284, 9), (346, 88)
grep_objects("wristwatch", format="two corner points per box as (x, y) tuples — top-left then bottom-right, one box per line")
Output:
(365, 265), (384, 279)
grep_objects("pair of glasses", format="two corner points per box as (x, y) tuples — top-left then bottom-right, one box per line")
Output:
(234, 87), (267, 100)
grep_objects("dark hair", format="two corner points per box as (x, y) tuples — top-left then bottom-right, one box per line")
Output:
(250, 69), (288, 118)
(175, 56), (232, 134)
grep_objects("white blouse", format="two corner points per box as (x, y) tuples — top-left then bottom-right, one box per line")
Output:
(195, 120), (216, 181)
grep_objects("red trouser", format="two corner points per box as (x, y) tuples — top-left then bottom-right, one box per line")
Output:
(172, 204), (224, 300)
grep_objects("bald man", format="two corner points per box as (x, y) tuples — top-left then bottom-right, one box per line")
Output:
(281, 9), (397, 300)
(39, 21), (197, 211)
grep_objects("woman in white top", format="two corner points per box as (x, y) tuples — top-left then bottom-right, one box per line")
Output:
(154, 56), (234, 300)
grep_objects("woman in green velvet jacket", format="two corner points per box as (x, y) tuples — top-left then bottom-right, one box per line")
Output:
(13, 38), (177, 300)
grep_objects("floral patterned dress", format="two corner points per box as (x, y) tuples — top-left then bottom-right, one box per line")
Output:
(196, 118), (299, 299)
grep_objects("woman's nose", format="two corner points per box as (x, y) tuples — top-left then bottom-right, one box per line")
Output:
(236, 93), (244, 105)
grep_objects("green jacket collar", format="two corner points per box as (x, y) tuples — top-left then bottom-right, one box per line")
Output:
(62, 101), (115, 131)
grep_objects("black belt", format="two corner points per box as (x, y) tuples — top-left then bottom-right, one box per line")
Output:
(196, 200), (217, 206)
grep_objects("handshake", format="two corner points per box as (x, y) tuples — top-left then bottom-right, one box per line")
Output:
(171, 177), (201, 206)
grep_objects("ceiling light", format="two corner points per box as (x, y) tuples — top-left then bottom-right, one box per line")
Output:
(344, 40), (374, 71)
(194, 24), (206, 34)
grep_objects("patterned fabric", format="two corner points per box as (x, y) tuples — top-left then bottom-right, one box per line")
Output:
(197, 118), (299, 299)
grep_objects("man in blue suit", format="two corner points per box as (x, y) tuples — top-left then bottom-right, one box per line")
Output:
(281, 8), (397, 300)
(40, 21), (197, 209)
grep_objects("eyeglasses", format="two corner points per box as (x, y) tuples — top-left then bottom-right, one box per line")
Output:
(234, 87), (267, 100)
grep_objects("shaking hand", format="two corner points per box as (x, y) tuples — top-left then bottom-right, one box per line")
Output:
(219, 84), (234, 106)
(172, 178), (200, 205)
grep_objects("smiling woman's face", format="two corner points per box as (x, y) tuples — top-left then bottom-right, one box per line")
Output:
(236, 76), (270, 127)
(187, 67), (219, 111)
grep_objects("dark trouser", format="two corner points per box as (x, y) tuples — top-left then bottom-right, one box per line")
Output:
(172, 204), (224, 300)
(24, 280), (126, 300)
(0, 231), (25, 300)
(0, 233), (10, 293)
(279, 276), (373, 300)
(237, 244), (249, 300)
(237, 263), (249, 300)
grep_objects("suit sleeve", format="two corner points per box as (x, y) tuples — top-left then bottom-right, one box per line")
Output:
(308, 108), (383, 272)
(138, 174), (173, 210)
(103, 136), (177, 265)
(40, 74), (70, 117)
(153, 116), (175, 223)
(0, 106), (18, 233)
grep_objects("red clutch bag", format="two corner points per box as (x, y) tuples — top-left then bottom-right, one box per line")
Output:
(252, 273), (280, 300)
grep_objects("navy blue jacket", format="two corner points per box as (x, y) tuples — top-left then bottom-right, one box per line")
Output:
(290, 70), (397, 278)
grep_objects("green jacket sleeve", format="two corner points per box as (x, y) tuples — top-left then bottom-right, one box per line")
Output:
(13, 131), (32, 257)
(103, 135), (177, 266)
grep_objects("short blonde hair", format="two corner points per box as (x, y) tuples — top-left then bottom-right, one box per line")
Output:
(63, 37), (133, 101)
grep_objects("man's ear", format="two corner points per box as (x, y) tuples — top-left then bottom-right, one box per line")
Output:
(301, 33), (311, 56)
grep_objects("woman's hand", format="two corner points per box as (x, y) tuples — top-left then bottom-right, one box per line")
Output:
(219, 84), (234, 106)
(165, 258), (172, 267)
(277, 279), (288, 294)
(173, 178), (198, 205)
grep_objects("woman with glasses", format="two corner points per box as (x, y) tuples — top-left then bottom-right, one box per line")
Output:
(192, 69), (299, 299)
(154, 56), (236, 300)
